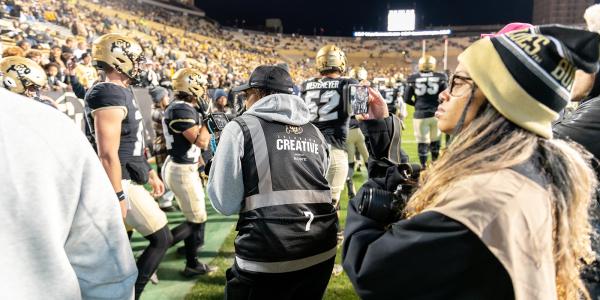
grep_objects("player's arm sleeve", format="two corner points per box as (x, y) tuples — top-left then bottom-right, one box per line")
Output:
(207, 121), (245, 215)
(403, 82), (415, 106)
(66, 74), (87, 99)
(64, 145), (137, 300)
(168, 107), (198, 133)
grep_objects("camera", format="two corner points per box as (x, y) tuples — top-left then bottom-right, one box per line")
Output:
(357, 163), (421, 224)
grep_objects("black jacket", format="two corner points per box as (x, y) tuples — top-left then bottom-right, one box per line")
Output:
(343, 117), (514, 300)
(553, 96), (600, 177)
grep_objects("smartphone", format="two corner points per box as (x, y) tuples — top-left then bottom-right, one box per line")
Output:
(207, 112), (230, 132)
(349, 84), (369, 115)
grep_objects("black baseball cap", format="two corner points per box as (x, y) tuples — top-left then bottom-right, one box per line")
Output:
(232, 65), (294, 94)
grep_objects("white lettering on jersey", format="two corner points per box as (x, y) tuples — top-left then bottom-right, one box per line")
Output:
(276, 137), (319, 154)
(305, 80), (340, 90)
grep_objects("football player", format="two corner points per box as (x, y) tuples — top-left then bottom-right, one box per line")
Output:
(0, 56), (57, 108)
(162, 68), (216, 277)
(379, 77), (401, 116)
(84, 33), (171, 300)
(149, 86), (176, 212)
(300, 45), (358, 243)
(404, 55), (448, 168)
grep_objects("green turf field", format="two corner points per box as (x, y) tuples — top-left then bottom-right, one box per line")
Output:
(139, 107), (422, 299)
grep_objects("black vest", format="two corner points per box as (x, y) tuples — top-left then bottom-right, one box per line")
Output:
(233, 115), (338, 273)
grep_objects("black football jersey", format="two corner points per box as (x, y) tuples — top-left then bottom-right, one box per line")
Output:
(300, 76), (358, 150)
(163, 100), (201, 164)
(379, 87), (400, 115)
(85, 83), (148, 181)
(404, 72), (448, 119)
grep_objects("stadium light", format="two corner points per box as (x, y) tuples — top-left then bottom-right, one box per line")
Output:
(388, 10), (415, 31)
(353, 30), (452, 37)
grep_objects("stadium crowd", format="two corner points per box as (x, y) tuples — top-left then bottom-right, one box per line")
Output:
(2, 0), (600, 300)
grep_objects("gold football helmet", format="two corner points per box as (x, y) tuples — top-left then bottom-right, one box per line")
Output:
(349, 66), (368, 81)
(387, 77), (397, 88)
(394, 73), (406, 82)
(0, 56), (47, 95)
(92, 33), (144, 80)
(316, 45), (347, 74)
(418, 55), (437, 72)
(172, 68), (207, 100)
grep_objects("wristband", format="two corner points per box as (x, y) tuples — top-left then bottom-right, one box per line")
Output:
(116, 191), (126, 202)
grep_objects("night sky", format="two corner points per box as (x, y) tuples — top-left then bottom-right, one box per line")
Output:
(194, 0), (533, 36)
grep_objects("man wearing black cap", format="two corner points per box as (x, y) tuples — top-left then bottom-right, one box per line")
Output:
(208, 65), (338, 299)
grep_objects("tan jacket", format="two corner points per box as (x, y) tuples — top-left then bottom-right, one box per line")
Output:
(425, 168), (556, 300)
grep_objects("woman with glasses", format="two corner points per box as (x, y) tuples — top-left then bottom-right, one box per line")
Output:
(342, 26), (600, 300)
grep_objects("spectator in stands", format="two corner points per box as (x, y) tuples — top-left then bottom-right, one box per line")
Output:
(73, 40), (88, 60)
(24, 50), (43, 66)
(211, 89), (230, 114)
(49, 45), (65, 70)
(62, 37), (75, 54)
(149, 86), (175, 212)
(16, 40), (30, 52)
(74, 53), (98, 90)
(44, 62), (67, 92)
(2, 46), (24, 58)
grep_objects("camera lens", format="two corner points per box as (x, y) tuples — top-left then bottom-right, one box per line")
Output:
(358, 188), (396, 224)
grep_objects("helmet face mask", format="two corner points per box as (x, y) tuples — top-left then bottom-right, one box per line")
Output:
(316, 45), (347, 74)
(0, 56), (47, 95)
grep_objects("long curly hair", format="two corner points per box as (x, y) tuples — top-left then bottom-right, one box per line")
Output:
(405, 102), (598, 300)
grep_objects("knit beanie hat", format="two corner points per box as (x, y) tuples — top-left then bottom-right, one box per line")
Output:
(480, 22), (533, 38)
(459, 25), (600, 138)
(149, 86), (168, 104)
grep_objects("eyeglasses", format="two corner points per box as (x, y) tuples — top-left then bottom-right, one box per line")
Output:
(448, 74), (476, 97)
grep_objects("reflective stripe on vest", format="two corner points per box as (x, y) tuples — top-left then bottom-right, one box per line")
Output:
(234, 115), (332, 210)
(235, 246), (337, 273)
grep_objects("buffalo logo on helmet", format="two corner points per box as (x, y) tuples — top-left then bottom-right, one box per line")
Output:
(286, 125), (304, 135)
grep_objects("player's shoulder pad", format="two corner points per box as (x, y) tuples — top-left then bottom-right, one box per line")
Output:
(84, 82), (127, 109)
(166, 101), (197, 119)
(435, 72), (449, 80)
(300, 77), (318, 91)
(406, 73), (421, 83)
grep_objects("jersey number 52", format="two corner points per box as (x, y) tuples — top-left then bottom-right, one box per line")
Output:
(304, 90), (341, 122)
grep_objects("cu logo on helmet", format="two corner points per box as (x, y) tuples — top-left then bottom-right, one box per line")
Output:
(6, 64), (31, 76)
(286, 125), (303, 135)
(111, 39), (132, 52)
(188, 74), (203, 85)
